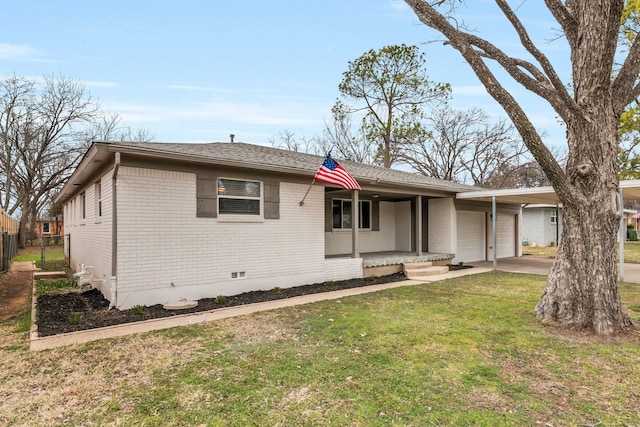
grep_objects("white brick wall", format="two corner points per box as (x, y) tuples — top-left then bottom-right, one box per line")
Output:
(324, 257), (363, 281)
(113, 167), (330, 309)
(428, 198), (456, 254)
(64, 171), (113, 297)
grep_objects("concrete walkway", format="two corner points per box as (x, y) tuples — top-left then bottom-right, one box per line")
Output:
(30, 266), (492, 351)
(470, 256), (640, 283)
(10, 261), (37, 272)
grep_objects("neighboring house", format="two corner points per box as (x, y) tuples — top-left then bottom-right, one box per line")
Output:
(36, 217), (64, 239)
(523, 204), (637, 246)
(522, 204), (562, 247)
(55, 141), (523, 309)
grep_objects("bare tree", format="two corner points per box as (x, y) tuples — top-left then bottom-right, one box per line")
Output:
(402, 106), (525, 184)
(268, 130), (319, 154)
(78, 112), (154, 149)
(404, 0), (640, 333)
(319, 115), (378, 164)
(0, 75), (100, 245)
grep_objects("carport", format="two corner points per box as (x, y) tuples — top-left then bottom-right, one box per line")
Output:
(456, 180), (640, 281)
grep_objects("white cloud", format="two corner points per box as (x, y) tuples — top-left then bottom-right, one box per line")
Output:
(452, 85), (489, 96)
(0, 43), (48, 62)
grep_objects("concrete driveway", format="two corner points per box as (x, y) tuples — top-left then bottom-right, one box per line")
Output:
(469, 256), (640, 284)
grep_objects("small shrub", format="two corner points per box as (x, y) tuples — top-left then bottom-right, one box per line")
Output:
(215, 295), (226, 305)
(273, 286), (282, 295)
(325, 280), (334, 287)
(68, 312), (83, 325)
(132, 305), (144, 315)
(367, 275), (377, 281)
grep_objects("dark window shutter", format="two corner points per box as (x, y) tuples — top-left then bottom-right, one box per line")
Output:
(264, 181), (280, 219)
(372, 200), (380, 231)
(196, 176), (217, 218)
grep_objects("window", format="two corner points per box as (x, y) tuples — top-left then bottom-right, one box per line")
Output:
(95, 182), (102, 217)
(332, 199), (371, 229)
(42, 222), (50, 234)
(80, 192), (86, 220)
(550, 209), (558, 224)
(217, 178), (261, 215)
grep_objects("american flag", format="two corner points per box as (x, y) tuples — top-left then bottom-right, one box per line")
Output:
(314, 154), (361, 190)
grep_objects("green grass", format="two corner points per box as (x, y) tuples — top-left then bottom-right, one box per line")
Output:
(11, 245), (66, 271)
(35, 278), (76, 296)
(3, 272), (640, 426)
(524, 242), (640, 264)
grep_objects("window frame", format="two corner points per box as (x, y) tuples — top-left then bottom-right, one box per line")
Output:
(550, 209), (558, 225)
(332, 199), (371, 230)
(217, 178), (263, 217)
(95, 181), (102, 218)
(80, 192), (86, 221)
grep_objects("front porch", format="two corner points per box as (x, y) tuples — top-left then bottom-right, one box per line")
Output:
(326, 251), (454, 278)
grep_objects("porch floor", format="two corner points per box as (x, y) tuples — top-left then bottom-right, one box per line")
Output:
(327, 251), (454, 268)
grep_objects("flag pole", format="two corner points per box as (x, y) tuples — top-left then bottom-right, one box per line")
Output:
(300, 150), (336, 206)
(299, 177), (316, 206)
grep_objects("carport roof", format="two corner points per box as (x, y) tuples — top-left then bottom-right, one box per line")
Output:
(456, 179), (640, 204)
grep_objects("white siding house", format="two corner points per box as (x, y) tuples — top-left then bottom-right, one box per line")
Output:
(57, 142), (522, 309)
(522, 204), (562, 247)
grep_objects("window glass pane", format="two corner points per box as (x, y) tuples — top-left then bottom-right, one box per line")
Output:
(219, 199), (260, 215)
(43, 223), (50, 233)
(218, 179), (260, 197)
(360, 201), (371, 229)
(342, 201), (352, 229)
(332, 200), (342, 229)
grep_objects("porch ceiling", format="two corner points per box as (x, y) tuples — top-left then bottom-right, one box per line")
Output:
(456, 180), (640, 205)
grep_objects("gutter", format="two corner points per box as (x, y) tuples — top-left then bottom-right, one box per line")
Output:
(110, 152), (120, 309)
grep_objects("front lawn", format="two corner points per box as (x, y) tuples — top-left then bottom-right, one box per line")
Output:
(2, 272), (640, 426)
(524, 242), (640, 264)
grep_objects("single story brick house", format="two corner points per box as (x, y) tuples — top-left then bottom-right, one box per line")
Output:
(55, 141), (522, 309)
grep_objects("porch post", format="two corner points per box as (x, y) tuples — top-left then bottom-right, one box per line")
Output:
(415, 196), (423, 256)
(352, 189), (360, 258)
(620, 190), (625, 282)
(492, 196), (497, 270)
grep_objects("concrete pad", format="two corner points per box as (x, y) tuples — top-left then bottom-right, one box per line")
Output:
(163, 300), (198, 310)
(10, 261), (36, 272)
(33, 271), (67, 280)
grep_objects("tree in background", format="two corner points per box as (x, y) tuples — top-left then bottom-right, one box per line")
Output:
(0, 75), (150, 246)
(79, 112), (154, 149)
(334, 44), (450, 168)
(402, 106), (526, 185)
(405, 0), (640, 334)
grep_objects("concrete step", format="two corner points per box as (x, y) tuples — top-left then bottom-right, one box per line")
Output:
(403, 262), (449, 279)
(34, 271), (67, 280)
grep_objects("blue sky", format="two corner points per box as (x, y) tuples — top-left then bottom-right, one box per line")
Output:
(1, 0), (568, 148)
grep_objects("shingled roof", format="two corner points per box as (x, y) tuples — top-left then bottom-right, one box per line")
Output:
(106, 141), (477, 194)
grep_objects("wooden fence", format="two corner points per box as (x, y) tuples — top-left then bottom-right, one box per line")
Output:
(0, 208), (20, 272)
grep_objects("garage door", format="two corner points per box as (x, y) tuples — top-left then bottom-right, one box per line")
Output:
(456, 211), (486, 262)
(496, 213), (516, 258)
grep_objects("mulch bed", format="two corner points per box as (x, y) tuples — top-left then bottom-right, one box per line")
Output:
(36, 273), (408, 337)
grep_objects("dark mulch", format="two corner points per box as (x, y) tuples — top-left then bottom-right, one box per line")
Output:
(36, 273), (408, 337)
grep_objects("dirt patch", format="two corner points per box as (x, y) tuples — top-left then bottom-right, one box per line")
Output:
(35, 273), (407, 337)
(0, 271), (34, 321)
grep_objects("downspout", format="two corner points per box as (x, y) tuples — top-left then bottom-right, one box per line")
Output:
(109, 152), (120, 309)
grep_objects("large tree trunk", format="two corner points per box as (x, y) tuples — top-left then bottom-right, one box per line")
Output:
(535, 112), (633, 334)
